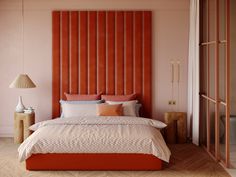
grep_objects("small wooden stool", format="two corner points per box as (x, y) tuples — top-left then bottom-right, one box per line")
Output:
(164, 112), (187, 144)
(14, 112), (35, 144)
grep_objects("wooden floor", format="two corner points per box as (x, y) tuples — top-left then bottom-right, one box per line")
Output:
(0, 138), (230, 177)
(165, 144), (230, 176)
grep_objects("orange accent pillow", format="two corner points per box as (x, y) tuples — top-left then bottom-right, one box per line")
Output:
(97, 104), (123, 116)
(64, 92), (102, 101)
(101, 94), (137, 101)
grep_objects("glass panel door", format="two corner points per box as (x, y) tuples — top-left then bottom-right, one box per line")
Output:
(199, 0), (230, 167)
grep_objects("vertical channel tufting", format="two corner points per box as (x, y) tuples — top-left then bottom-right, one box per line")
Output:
(61, 11), (70, 100)
(52, 11), (152, 118)
(52, 11), (61, 118)
(116, 12), (124, 95)
(70, 11), (79, 94)
(143, 11), (152, 118)
(79, 11), (88, 94)
(107, 12), (115, 95)
(134, 11), (143, 102)
(125, 11), (134, 95)
(97, 11), (106, 94)
(88, 11), (97, 94)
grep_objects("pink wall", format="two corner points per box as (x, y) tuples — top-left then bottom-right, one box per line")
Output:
(0, 0), (189, 136)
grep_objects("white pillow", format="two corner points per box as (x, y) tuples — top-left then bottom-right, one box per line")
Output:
(106, 100), (137, 117)
(59, 100), (103, 118)
(61, 103), (97, 118)
(135, 104), (142, 117)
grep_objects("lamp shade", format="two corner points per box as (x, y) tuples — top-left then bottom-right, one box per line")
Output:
(9, 74), (36, 88)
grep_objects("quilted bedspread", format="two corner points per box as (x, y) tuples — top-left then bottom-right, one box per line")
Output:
(18, 116), (171, 162)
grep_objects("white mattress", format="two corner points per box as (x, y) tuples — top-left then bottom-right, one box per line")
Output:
(18, 116), (171, 162)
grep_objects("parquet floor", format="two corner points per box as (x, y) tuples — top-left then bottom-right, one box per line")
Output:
(0, 138), (230, 177)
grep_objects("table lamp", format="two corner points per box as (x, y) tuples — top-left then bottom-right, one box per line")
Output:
(9, 74), (36, 112)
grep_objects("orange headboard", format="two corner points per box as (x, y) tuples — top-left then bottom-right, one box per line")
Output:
(52, 11), (152, 118)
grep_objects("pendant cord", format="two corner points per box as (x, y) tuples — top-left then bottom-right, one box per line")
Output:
(21, 0), (24, 74)
(171, 61), (174, 112)
(177, 61), (180, 112)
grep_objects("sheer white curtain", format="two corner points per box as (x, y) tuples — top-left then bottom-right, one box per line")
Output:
(187, 0), (200, 145)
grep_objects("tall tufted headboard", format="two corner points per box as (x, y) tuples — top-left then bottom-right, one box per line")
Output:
(52, 11), (152, 118)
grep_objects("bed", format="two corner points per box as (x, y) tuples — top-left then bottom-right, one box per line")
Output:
(18, 10), (171, 170)
(19, 116), (170, 170)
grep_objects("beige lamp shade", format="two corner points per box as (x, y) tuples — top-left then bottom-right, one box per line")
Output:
(9, 74), (36, 88)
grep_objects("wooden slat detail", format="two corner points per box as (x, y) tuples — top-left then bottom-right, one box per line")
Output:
(134, 11), (143, 101)
(52, 11), (60, 118)
(143, 11), (152, 117)
(61, 11), (69, 100)
(97, 11), (106, 94)
(79, 11), (88, 94)
(125, 11), (133, 94)
(70, 11), (79, 94)
(116, 12), (124, 95)
(107, 11), (115, 94)
(88, 11), (97, 94)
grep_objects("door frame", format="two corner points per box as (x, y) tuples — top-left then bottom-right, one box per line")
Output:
(199, 0), (231, 168)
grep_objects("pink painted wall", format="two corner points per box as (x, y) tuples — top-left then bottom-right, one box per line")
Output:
(0, 0), (189, 136)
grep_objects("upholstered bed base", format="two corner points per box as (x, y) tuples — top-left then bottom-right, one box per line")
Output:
(26, 153), (162, 171)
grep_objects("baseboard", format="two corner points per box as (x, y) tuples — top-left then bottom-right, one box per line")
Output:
(0, 126), (13, 137)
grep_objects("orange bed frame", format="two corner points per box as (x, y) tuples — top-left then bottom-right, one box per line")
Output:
(26, 153), (162, 170)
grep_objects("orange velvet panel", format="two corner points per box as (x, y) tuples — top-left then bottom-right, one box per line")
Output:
(26, 153), (162, 171)
(52, 11), (152, 118)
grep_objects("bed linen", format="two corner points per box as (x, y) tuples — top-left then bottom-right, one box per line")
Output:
(18, 116), (171, 163)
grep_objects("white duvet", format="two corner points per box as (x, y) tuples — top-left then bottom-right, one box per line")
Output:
(18, 116), (171, 162)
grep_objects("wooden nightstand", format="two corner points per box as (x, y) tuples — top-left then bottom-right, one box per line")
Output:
(14, 112), (35, 144)
(164, 112), (187, 144)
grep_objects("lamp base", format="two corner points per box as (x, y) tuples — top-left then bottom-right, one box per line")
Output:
(15, 96), (25, 113)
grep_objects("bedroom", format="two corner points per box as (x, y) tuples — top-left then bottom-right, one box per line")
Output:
(0, 0), (235, 176)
